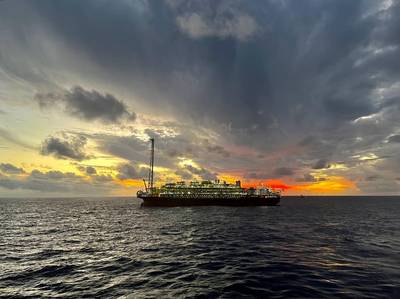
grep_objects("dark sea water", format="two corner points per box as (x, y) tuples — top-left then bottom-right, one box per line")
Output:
(1, 196), (400, 298)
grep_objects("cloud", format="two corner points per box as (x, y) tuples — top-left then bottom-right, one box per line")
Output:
(4, 0), (387, 141)
(92, 126), (229, 171)
(85, 166), (97, 175)
(0, 170), (76, 192)
(0, 128), (37, 150)
(388, 134), (400, 143)
(244, 172), (270, 180)
(296, 173), (317, 182)
(92, 174), (113, 182)
(274, 167), (294, 176)
(0, 167), (117, 194)
(40, 135), (88, 161)
(116, 163), (148, 180)
(0, 177), (21, 190)
(312, 159), (331, 170)
(77, 165), (97, 176)
(35, 86), (136, 124)
(296, 173), (327, 182)
(176, 12), (257, 41)
(93, 133), (149, 165)
(202, 139), (230, 157)
(2, 0), (400, 194)
(184, 164), (217, 180)
(75, 165), (114, 181)
(175, 168), (193, 180)
(365, 174), (380, 181)
(30, 169), (77, 180)
(0, 163), (25, 174)
(171, 0), (258, 41)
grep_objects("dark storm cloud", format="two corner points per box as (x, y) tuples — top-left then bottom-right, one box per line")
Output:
(35, 86), (135, 124)
(312, 159), (331, 170)
(0, 163), (25, 174)
(3, 0), (398, 136)
(274, 167), (294, 176)
(2, 0), (400, 193)
(388, 135), (400, 143)
(2, 1), (399, 128)
(40, 135), (88, 161)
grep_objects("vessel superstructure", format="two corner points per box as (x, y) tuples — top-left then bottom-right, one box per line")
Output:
(137, 139), (281, 206)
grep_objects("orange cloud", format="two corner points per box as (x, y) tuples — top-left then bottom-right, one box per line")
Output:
(115, 178), (143, 188)
(242, 176), (357, 195)
(292, 177), (357, 195)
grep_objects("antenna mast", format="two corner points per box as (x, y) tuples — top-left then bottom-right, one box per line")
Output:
(148, 138), (155, 192)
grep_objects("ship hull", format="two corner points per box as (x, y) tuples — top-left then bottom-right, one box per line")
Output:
(139, 196), (280, 207)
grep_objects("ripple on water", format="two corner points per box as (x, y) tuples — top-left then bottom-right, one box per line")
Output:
(0, 196), (400, 298)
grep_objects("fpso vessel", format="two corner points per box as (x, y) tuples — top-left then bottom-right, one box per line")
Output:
(137, 139), (281, 207)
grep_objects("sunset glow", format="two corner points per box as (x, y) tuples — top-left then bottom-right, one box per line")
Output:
(1, 0), (400, 197)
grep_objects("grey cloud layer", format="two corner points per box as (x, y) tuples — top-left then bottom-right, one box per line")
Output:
(41, 135), (88, 161)
(174, 1), (258, 41)
(19, 1), (397, 138)
(35, 86), (135, 124)
(0, 163), (25, 174)
(85, 127), (230, 179)
(1, 0), (400, 193)
(117, 163), (148, 180)
(0, 167), (114, 194)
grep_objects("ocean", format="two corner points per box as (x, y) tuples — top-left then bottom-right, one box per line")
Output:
(0, 196), (399, 298)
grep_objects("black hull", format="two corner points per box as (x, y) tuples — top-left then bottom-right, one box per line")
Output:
(139, 196), (280, 207)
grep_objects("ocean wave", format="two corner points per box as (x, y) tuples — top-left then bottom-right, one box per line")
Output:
(1, 196), (400, 298)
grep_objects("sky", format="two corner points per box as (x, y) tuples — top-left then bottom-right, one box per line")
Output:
(0, 0), (400, 197)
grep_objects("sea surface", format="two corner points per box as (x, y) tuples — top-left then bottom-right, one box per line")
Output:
(0, 196), (399, 298)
